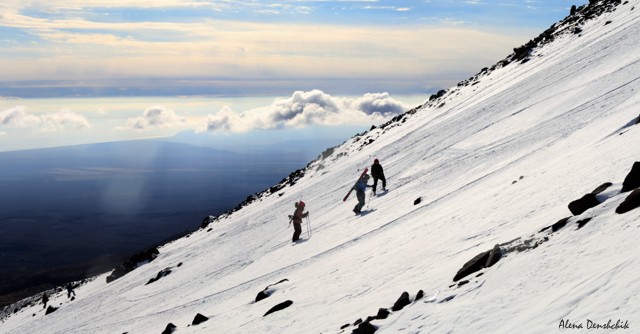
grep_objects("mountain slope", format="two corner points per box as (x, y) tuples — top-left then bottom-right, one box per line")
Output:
(3, 1), (640, 333)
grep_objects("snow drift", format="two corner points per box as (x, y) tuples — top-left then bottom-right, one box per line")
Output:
(3, 1), (640, 333)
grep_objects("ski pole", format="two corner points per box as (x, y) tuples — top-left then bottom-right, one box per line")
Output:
(306, 215), (312, 238)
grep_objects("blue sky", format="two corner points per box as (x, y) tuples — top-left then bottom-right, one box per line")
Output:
(0, 0), (587, 151)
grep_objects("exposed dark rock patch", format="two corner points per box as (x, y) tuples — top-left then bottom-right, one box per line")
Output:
(44, 306), (58, 315)
(414, 197), (422, 205)
(616, 189), (640, 214)
(263, 300), (293, 316)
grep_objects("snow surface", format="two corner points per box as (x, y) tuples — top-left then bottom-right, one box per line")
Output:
(3, 1), (640, 333)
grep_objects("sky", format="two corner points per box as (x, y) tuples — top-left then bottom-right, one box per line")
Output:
(0, 0), (587, 151)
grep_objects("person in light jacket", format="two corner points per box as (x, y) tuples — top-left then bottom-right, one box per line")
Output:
(353, 173), (371, 214)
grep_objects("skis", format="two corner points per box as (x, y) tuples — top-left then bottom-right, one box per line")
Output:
(343, 168), (368, 201)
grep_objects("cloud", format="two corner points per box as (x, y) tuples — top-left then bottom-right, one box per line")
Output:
(41, 110), (92, 131)
(200, 90), (410, 133)
(0, 106), (91, 131)
(118, 106), (187, 131)
(0, 106), (41, 128)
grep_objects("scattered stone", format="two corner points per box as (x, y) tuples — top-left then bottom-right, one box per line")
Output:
(568, 193), (600, 215)
(616, 189), (640, 214)
(192, 313), (209, 325)
(263, 300), (293, 316)
(391, 292), (411, 312)
(341, 323), (351, 330)
(414, 197), (422, 205)
(458, 280), (469, 287)
(354, 318), (363, 326)
(415, 290), (425, 301)
(45, 306), (58, 315)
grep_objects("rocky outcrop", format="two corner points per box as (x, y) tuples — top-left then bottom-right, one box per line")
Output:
(106, 247), (160, 283)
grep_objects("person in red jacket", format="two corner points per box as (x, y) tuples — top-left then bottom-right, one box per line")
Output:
(291, 201), (309, 242)
(371, 159), (387, 195)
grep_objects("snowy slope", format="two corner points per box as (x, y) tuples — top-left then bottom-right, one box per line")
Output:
(3, 1), (640, 333)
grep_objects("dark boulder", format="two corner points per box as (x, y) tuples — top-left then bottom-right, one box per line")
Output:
(201, 216), (216, 229)
(616, 189), (640, 214)
(45, 306), (58, 315)
(192, 313), (209, 325)
(414, 197), (422, 205)
(375, 308), (390, 320)
(255, 279), (289, 302)
(161, 323), (177, 334)
(552, 217), (571, 232)
(263, 300), (293, 316)
(391, 291), (411, 312)
(591, 182), (613, 195)
(568, 193), (600, 215)
(415, 290), (424, 301)
(146, 268), (172, 285)
(576, 218), (592, 229)
(352, 321), (377, 334)
(453, 250), (491, 282)
(621, 162), (640, 192)
(485, 244), (502, 268)
(570, 5), (577, 15)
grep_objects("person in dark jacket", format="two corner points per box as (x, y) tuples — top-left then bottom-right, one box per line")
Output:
(66, 283), (76, 298)
(371, 159), (387, 195)
(353, 173), (371, 214)
(42, 293), (49, 309)
(291, 201), (309, 242)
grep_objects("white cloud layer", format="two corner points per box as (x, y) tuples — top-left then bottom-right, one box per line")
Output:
(118, 106), (187, 131)
(200, 90), (410, 133)
(0, 106), (91, 131)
